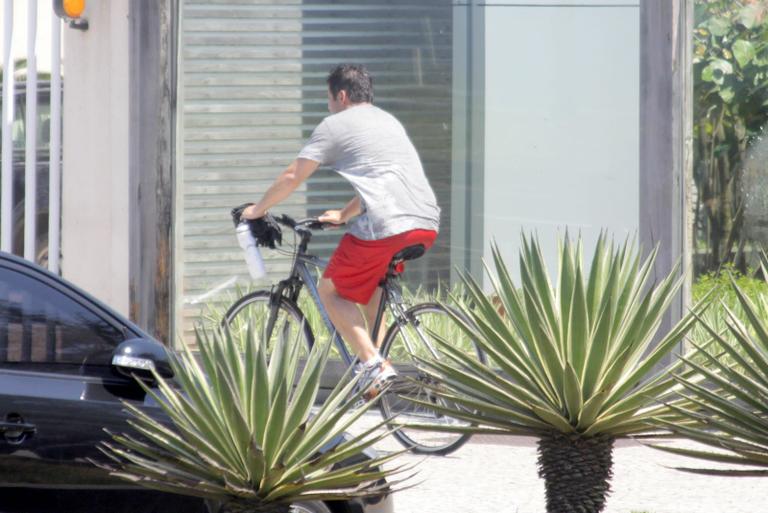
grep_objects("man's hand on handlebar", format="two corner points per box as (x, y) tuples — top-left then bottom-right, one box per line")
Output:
(230, 202), (255, 226)
(241, 204), (267, 220)
(318, 209), (346, 228)
(230, 202), (270, 225)
(230, 203), (282, 249)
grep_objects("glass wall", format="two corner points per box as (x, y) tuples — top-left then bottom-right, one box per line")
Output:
(691, 1), (768, 287)
(482, 1), (639, 277)
(176, 0), (468, 344)
(175, 0), (641, 346)
(299, 0), (456, 283)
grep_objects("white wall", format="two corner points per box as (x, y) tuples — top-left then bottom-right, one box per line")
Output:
(61, 1), (130, 315)
(482, 0), (639, 280)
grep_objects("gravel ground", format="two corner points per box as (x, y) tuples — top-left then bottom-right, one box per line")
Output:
(349, 414), (766, 513)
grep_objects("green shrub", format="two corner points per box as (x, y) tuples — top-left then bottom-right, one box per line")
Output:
(689, 264), (768, 362)
(692, 263), (768, 309)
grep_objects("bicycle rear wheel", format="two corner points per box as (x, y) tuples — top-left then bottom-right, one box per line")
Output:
(378, 302), (485, 455)
(222, 291), (314, 357)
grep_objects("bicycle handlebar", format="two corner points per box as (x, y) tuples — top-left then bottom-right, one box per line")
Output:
(275, 213), (342, 232)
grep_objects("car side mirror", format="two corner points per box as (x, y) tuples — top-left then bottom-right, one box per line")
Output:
(111, 338), (174, 381)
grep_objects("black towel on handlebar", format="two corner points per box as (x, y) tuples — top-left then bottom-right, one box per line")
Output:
(250, 214), (283, 249)
(230, 203), (283, 249)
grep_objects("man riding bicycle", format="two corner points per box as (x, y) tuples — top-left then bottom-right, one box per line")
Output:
(239, 64), (441, 399)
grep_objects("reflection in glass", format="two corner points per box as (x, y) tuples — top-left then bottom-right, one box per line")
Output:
(300, 0), (454, 286)
(692, 1), (768, 276)
(0, 270), (124, 366)
(177, 0), (459, 345)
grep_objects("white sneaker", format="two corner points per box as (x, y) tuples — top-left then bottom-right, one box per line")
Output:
(361, 360), (397, 401)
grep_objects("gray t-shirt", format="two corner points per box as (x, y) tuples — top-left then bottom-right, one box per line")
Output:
(297, 104), (440, 240)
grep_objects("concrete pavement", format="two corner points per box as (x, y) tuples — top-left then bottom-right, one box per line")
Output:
(351, 417), (766, 513)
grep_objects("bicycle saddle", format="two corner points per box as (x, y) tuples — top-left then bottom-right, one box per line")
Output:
(392, 244), (426, 262)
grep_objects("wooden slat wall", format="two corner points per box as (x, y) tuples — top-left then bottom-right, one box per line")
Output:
(177, 0), (454, 343)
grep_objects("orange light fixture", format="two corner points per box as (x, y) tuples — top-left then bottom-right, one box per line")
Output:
(53, 0), (86, 19)
(63, 0), (85, 18)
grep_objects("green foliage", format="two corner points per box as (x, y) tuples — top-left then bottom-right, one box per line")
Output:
(652, 277), (768, 476)
(96, 326), (413, 509)
(403, 234), (709, 513)
(199, 283), (331, 353)
(692, 263), (768, 307)
(201, 280), (474, 357)
(692, 0), (768, 272)
(412, 233), (707, 438)
(689, 263), (768, 348)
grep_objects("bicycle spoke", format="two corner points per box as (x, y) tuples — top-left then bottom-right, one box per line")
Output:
(379, 303), (485, 455)
(224, 291), (313, 359)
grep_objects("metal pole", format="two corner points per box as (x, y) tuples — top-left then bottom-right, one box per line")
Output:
(1, 0), (14, 252)
(49, 9), (62, 273)
(24, 0), (38, 261)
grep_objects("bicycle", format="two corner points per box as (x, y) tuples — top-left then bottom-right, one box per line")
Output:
(223, 213), (485, 455)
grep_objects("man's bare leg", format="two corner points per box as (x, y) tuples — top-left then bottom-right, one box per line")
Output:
(363, 287), (386, 349)
(318, 278), (378, 362)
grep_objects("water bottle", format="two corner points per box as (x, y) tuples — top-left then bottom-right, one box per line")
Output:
(236, 222), (266, 279)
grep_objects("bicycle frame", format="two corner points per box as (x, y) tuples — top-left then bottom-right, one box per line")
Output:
(232, 215), (475, 455)
(266, 222), (411, 367)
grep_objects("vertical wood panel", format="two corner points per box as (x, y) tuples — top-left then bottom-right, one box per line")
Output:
(639, 0), (692, 346)
(129, 0), (177, 344)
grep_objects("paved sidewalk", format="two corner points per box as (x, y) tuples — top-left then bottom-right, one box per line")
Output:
(351, 416), (766, 513)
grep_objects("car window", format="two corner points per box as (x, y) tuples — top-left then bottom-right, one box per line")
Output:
(0, 268), (126, 368)
(10, 91), (52, 152)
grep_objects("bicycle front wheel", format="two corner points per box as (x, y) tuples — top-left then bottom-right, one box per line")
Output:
(222, 291), (314, 357)
(379, 302), (484, 455)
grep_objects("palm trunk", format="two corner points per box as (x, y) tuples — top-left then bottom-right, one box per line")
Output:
(220, 500), (291, 513)
(537, 432), (615, 513)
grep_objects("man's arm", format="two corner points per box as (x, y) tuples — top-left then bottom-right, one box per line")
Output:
(242, 158), (320, 219)
(318, 195), (362, 225)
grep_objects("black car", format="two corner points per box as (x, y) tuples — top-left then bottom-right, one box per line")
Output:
(0, 251), (394, 513)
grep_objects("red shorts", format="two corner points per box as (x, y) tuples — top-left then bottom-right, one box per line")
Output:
(323, 229), (437, 304)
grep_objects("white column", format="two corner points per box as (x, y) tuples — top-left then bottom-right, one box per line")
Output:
(24, 0), (38, 261)
(62, 0), (131, 315)
(49, 13), (62, 273)
(1, 0), (14, 252)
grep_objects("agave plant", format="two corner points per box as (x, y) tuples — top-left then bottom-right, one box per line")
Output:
(651, 277), (768, 476)
(96, 326), (413, 513)
(409, 234), (706, 513)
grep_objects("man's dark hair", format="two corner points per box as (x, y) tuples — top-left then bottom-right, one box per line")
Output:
(327, 64), (374, 103)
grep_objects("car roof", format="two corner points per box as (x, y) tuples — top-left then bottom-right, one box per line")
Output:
(0, 250), (155, 342)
